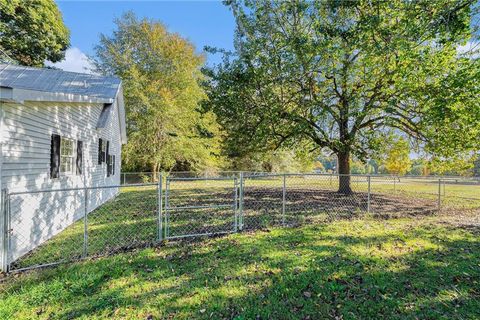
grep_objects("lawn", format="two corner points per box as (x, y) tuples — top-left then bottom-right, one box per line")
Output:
(1, 217), (479, 319)
(2, 177), (479, 319)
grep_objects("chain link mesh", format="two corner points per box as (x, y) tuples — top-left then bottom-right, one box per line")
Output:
(7, 184), (159, 271)
(3, 173), (480, 272)
(85, 185), (158, 257)
(164, 177), (237, 239)
(8, 189), (85, 271)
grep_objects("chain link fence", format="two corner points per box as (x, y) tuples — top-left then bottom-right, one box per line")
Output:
(3, 183), (159, 272)
(164, 177), (238, 239)
(1, 173), (479, 273)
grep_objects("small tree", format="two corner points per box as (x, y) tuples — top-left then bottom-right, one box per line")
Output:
(384, 138), (412, 176)
(0, 0), (70, 66)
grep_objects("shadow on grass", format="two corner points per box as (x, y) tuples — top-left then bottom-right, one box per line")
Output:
(10, 184), (479, 272)
(1, 220), (479, 319)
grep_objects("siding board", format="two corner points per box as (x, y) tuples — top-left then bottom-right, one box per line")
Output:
(1, 100), (123, 264)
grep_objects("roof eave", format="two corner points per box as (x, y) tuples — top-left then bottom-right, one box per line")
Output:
(115, 83), (128, 144)
(10, 88), (115, 104)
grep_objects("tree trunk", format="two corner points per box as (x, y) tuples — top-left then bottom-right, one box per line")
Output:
(337, 151), (352, 194)
(151, 163), (159, 182)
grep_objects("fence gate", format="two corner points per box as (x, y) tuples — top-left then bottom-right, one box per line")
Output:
(164, 177), (239, 239)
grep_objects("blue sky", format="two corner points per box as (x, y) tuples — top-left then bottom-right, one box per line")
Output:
(50, 1), (236, 73)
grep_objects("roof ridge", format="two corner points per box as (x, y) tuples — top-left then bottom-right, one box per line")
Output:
(0, 63), (120, 81)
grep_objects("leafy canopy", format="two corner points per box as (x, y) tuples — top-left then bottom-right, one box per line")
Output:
(94, 13), (223, 173)
(204, 0), (480, 177)
(0, 0), (70, 66)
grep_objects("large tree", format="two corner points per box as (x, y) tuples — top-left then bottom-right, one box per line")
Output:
(94, 13), (223, 173)
(204, 0), (480, 193)
(0, 0), (70, 66)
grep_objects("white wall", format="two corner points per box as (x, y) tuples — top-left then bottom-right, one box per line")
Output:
(0, 99), (123, 265)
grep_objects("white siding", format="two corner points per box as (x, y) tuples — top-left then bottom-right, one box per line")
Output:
(0, 100), (123, 263)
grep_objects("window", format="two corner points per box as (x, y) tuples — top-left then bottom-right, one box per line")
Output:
(60, 138), (76, 174)
(107, 154), (115, 177)
(51, 135), (83, 178)
(98, 138), (108, 165)
(101, 140), (106, 161)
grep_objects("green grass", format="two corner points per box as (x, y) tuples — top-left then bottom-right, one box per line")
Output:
(1, 217), (479, 319)
(2, 178), (479, 319)
(10, 178), (480, 270)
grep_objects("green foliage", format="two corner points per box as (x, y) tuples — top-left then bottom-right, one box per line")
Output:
(350, 160), (367, 174)
(0, 0), (70, 66)
(229, 146), (316, 173)
(384, 137), (412, 175)
(265, 149), (316, 173)
(428, 154), (476, 176)
(203, 0), (480, 185)
(409, 164), (426, 176)
(407, 159), (430, 176)
(93, 13), (224, 173)
(474, 154), (480, 176)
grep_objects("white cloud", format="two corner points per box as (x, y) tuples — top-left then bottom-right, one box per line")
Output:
(45, 47), (96, 74)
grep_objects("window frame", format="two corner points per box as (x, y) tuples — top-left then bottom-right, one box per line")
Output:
(59, 137), (77, 175)
(101, 140), (107, 165)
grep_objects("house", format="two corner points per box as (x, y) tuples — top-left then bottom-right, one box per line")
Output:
(0, 63), (127, 270)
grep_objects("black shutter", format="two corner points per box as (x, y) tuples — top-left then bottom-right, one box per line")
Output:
(50, 134), (61, 179)
(98, 138), (103, 164)
(106, 140), (110, 176)
(112, 155), (115, 176)
(76, 141), (83, 175)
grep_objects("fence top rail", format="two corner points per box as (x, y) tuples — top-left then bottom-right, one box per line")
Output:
(120, 171), (480, 180)
(7, 182), (158, 196)
(167, 176), (236, 181)
(246, 173), (374, 178)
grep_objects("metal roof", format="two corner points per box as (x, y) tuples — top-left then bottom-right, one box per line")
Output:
(0, 64), (121, 100)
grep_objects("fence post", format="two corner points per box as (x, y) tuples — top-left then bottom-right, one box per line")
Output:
(164, 177), (170, 238)
(83, 187), (88, 258)
(1, 189), (9, 272)
(122, 173), (126, 185)
(367, 175), (371, 214)
(393, 176), (396, 193)
(438, 178), (442, 210)
(157, 173), (163, 241)
(239, 172), (244, 231)
(282, 174), (286, 226)
(234, 178), (238, 232)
